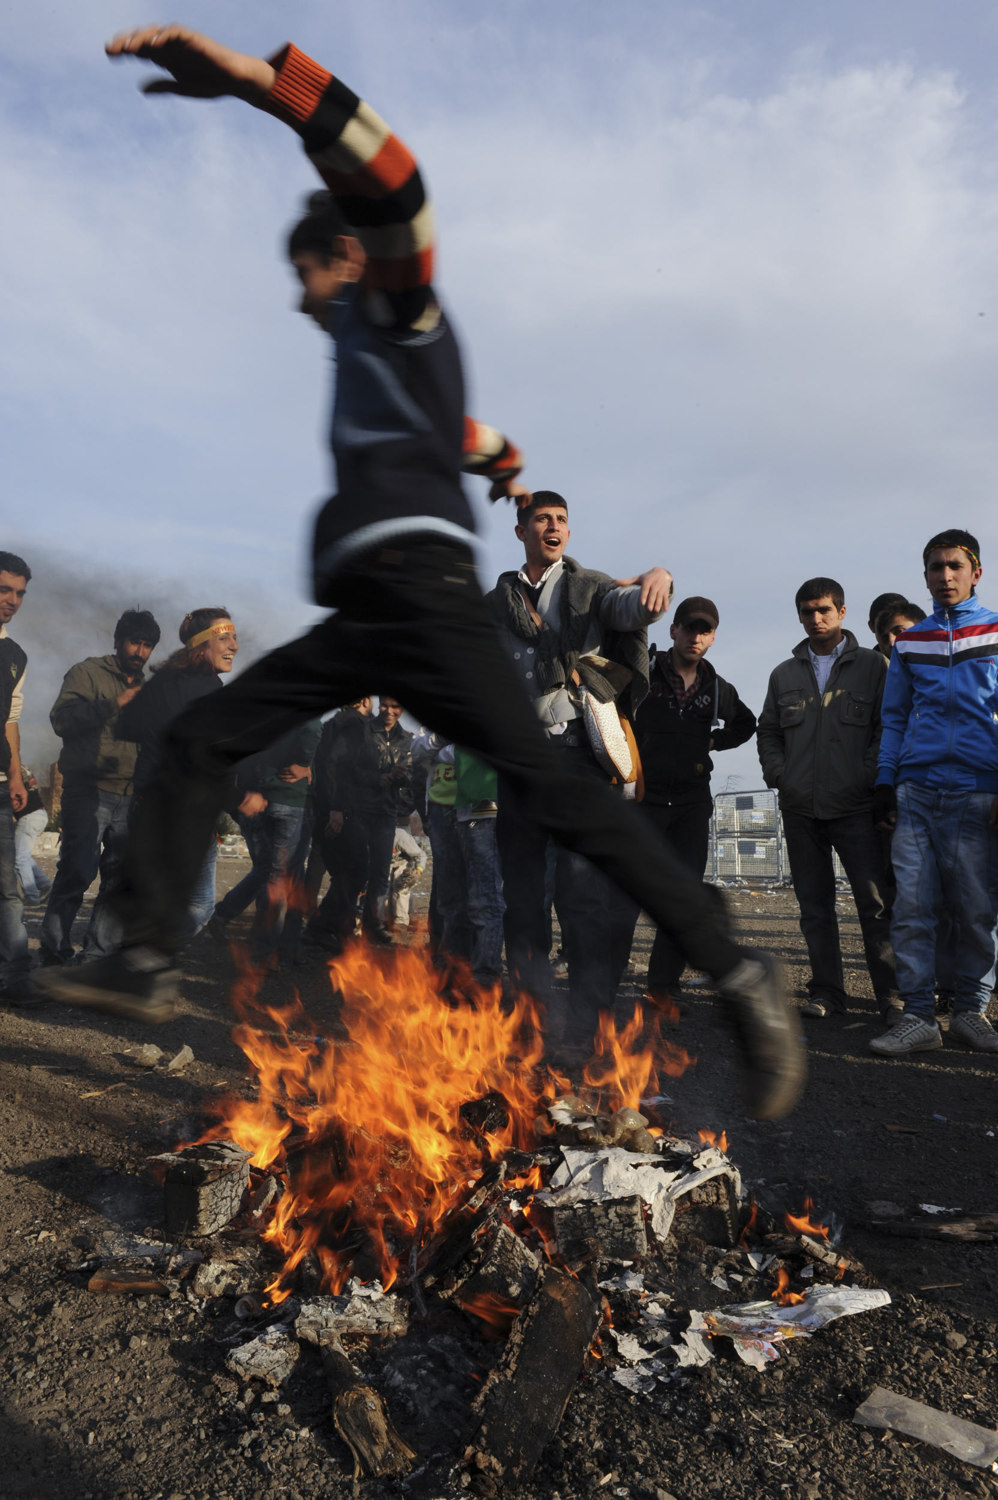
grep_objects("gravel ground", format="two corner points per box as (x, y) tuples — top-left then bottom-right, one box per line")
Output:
(2, 854), (998, 1500)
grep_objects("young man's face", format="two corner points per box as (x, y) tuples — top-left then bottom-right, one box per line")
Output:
(115, 637), (154, 677)
(379, 698), (403, 729)
(876, 612), (920, 658)
(0, 571), (28, 626)
(798, 595), (846, 648)
(924, 547), (982, 608)
(515, 506), (570, 574)
(292, 244), (363, 326)
(670, 618), (716, 668)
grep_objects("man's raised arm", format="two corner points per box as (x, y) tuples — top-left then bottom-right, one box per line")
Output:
(108, 25), (435, 321)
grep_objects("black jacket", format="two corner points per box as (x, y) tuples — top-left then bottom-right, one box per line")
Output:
(121, 667), (222, 796)
(635, 650), (756, 806)
(0, 635), (27, 776)
(313, 708), (382, 819)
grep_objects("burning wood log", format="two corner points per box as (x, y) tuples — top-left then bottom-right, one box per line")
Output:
(317, 1334), (416, 1480)
(465, 1267), (601, 1483)
(150, 1141), (252, 1238)
(553, 1195), (647, 1268)
(438, 1219), (541, 1316)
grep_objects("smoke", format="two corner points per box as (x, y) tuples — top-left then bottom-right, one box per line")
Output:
(8, 546), (322, 782)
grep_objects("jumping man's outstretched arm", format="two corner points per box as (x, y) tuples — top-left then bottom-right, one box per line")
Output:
(107, 25), (435, 327)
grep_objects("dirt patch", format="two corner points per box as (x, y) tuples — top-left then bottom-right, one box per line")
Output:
(2, 864), (997, 1499)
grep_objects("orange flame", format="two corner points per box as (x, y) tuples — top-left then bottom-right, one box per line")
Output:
(201, 942), (682, 1302)
(785, 1197), (830, 1239)
(771, 1268), (805, 1305)
(581, 1003), (693, 1106)
(738, 1200), (758, 1247)
(697, 1128), (729, 1155)
(456, 1290), (520, 1336)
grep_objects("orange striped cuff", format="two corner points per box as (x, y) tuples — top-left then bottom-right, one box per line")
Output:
(266, 42), (333, 125)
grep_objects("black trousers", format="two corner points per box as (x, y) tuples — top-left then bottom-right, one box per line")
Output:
(111, 540), (742, 981)
(638, 798), (713, 992)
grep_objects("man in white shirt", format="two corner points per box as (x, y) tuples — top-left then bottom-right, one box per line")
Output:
(757, 576), (896, 1023)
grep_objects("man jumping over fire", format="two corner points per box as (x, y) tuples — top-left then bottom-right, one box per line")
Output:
(41, 23), (805, 1121)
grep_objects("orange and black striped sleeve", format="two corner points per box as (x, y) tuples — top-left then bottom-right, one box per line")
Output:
(265, 43), (434, 321)
(462, 419), (524, 484)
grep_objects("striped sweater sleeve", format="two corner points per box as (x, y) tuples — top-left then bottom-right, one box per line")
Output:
(265, 43), (433, 324)
(462, 418), (524, 483)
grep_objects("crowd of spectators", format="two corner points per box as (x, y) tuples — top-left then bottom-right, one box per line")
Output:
(3, 523), (996, 1072)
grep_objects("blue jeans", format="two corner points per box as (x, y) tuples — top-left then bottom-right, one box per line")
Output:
(427, 802), (471, 961)
(0, 787), (30, 978)
(891, 782), (998, 1018)
(41, 785), (131, 962)
(215, 803), (308, 961)
(456, 815), (504, 984)
(14, 807), (51, 902)
(184, 840), (218, 942)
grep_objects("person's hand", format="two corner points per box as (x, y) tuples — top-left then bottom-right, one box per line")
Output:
(105, 24), (277, 102)
(615, 567), (674, 614)
(873, 785), (897, 831)
(238, 791), (267, 817)
(117, 683), (143, 708)
(8, 773), (27, 814)
(488, 479), (532, 508)
(279, 763), (311, 783)
(327, 810), (345, 836)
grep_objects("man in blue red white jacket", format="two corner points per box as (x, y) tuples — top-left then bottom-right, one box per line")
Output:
(40, 23), (805, 1121)
(870, 527), (998, 1057)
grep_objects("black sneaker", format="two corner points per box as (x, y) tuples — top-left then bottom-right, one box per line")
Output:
(718, 951), (806, 1120)
(35, 948), (180, 1024)
(0, 970), (48, 1009)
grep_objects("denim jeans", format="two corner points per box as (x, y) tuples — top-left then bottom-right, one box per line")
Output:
(184, 840), (218, 942)
(891, 782), (998, 1019)
(426, 802), (471, 962)
(781, 808), (896, 1008)
(215, 803), (308, 961)
(456, 815), (504, 984)
(41, 785), (131, 962)
(0, 786), (30, 978)
(14, 807), (51, 902)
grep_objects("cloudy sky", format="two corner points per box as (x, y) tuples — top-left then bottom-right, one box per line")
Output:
(4, 0), (997, 785)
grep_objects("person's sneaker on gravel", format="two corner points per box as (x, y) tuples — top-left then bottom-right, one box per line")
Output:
(878, 1000), (906, 1028)
(869, 1014), (942, 1054)
(35, 947), (179, 1024)
(948, 1011), (998, 1052)
(799, 993), (844, 1019)
(718, 951), (806, 1120)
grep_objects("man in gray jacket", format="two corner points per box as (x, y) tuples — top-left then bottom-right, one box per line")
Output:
(41, 609), (160, 964)
(758, 577), (897, 1023)
(489, 490), (671, 1057)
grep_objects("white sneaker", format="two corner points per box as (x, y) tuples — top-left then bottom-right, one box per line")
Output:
(949, 1012), (998, 1053)
(869, 1015), (942, 1055)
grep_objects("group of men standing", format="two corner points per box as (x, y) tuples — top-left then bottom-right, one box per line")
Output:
(5, 524), (998, 1075)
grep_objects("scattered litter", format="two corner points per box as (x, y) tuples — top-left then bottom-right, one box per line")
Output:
(132, 1044), (164, 1068)
(920, 1203), (955, 1215)
(854, 1386), (998, 1469)
(932, 1114), (948, 1124)
(87, 1267), (170, 1297)
(673, 1310), (713, 1368)
(165, 1044), (195, 1073)
(706, 1285), (890, 1364)
(226, 1327), (300, 1388)
(883, 1125), (922, 1135)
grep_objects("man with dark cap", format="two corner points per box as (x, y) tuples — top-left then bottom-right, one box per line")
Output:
(41, 608), (161, 964)
(489, 489), (671, 1056)
(633, 597), (756, 1003)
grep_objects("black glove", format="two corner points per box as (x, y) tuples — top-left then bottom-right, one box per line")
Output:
(872, 784), (897, 828)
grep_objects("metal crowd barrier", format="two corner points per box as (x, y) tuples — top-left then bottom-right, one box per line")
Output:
(710, 790), (848, 886)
